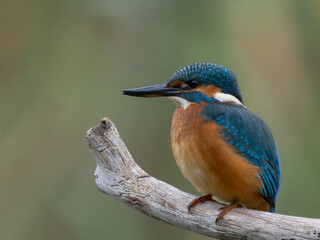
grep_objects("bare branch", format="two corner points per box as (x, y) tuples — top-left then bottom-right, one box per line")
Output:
(86, 118), (320, 240)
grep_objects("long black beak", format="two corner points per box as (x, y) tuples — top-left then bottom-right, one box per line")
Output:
(123, 83), (181, 97)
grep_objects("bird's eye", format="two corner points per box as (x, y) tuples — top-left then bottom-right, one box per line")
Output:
(188, 80), (200, 89)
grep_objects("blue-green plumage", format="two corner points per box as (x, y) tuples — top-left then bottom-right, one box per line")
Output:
(169, 63), (243, 103)
(201, 101), (281, 212)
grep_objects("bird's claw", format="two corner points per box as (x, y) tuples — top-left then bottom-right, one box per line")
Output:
(187, 194), (215, 212)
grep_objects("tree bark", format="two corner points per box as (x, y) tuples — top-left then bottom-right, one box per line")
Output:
(86, 117), (320, 240)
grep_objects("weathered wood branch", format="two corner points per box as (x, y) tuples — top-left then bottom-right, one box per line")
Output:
(86, 117), (320, 240)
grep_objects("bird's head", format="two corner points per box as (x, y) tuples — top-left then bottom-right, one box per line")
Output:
(123, 63), (243, 109)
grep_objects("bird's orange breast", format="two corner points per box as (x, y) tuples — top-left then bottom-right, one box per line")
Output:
(171, 103), (269, 211)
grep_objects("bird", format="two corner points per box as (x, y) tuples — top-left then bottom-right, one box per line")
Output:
(123, 63), (281, 224)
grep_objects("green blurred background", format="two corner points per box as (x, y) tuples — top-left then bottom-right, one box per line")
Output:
(1, 0), (320, 239)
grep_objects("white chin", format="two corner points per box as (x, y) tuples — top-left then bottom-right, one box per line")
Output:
(166, 96), (191, 109)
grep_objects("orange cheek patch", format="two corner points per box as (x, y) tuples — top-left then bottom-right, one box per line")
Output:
(196, 85), (221, 97)
(169, 80), (182, 88)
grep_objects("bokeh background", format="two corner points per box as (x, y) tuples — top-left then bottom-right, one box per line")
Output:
(1, 0), (320, 239)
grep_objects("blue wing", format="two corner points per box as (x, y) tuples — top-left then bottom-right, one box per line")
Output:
(201, 101), (281, 211)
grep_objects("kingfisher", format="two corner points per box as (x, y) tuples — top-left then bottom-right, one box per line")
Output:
(123, 63), (281, 223)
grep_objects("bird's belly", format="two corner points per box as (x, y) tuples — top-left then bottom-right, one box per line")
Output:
(173, 141), (218, 195)
(172, 138), (264, 208)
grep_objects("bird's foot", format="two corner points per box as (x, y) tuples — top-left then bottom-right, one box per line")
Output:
(215, 201), (241, 224)
(188, 194), (216, 212)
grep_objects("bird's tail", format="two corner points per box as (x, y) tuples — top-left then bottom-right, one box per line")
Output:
(269, 205), (275, 213)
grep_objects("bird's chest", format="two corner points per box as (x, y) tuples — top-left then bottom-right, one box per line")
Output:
(171, 104), (219, 194)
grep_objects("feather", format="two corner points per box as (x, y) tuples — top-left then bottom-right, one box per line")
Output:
(200, 100), (281, 210)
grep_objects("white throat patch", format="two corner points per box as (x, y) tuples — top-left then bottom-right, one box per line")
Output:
(214, 92), (244, 107)
(166, 96), (191, 109)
